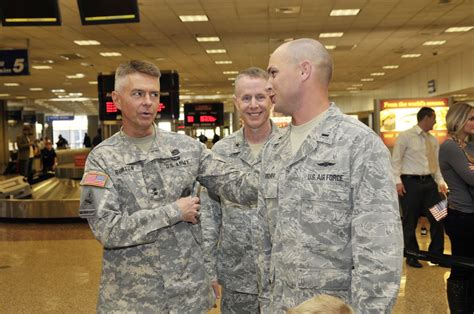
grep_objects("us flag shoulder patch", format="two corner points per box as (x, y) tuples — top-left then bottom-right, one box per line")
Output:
(81, 171), (109, 188)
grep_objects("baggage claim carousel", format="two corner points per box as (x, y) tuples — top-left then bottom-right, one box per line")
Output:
(0, 149), (87, 218)
(0, 176), (80, 218)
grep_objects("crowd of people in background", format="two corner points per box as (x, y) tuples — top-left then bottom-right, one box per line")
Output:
(5, 127), (105, 182)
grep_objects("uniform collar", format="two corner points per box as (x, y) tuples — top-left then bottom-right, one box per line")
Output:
(118, 123), (175, 164)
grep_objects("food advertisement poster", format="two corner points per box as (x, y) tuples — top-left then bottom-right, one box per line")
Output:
(376, 98), (450, 147)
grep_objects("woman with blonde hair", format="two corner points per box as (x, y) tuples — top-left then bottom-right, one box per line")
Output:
(438, 102), (474, 313)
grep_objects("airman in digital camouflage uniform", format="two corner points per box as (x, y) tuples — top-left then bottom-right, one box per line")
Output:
(257, 38), (403, 313)
(200, 67), (282, 313)
(79, 60), (257, 313)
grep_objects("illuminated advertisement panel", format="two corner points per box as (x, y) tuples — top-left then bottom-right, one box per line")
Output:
(376, 98), (450, 147)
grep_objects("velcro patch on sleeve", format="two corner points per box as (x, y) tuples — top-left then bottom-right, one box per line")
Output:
(81, 171), (109, 188)
(79, 208), (96, 218)
(79, 189), (96, 218)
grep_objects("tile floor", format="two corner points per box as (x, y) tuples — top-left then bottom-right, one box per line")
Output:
(0, 219), (451, 313)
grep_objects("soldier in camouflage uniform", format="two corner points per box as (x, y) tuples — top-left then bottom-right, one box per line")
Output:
(200, 67), (282, 313)
(79, 60), (257, 313)
(257, 38), (403, 313)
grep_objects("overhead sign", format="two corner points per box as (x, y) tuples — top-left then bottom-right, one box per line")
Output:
(46, 115), (74, 123)
(184, 103), (224, 127)
(0, 49), (29, 76)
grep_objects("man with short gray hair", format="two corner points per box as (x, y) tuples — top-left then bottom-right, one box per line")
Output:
(79, 60), (258, 313)
(201, 67), (282, 313)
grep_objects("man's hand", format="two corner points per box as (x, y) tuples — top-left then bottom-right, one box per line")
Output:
(396, 183), (406, 196)
(175, 196), (200, 224)
(211, 280), (220, 299)
(469, 164), (474, 171)
(439, 183), (448, 195)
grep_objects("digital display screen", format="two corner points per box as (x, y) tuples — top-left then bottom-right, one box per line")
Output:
(377, 97), (450, 147)
(184, 103), (224, 127)
(0, 0), (61, 26)
(77, 0), (139, 25)
(22, 111), (36, 123)
(7, 109), (22, 121)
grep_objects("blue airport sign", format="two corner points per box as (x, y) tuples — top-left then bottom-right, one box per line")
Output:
(0, 49), (30, 76)
(46, 115), (75, 123)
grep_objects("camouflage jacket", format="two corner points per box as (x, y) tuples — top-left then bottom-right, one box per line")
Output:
(79, 127), (257, 313)
(257, 104), (403, 313)
(200, 123), (281, 294)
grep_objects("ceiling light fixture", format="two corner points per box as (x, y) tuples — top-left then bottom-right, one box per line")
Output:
(275, 6), (300, 14)
(74, 40), (101, 46)
(325, 45), (336, 50)
(100, 52), (122, 57)
(206, 49), (226, 54)
(29, 88), (43, 91)
(423, 40), (446, 46)
(361, 78), (374, 81)
(370, 72), (385, 76)
(401, 54), (421, 58)
(383, 65), (399, 69)
(0, 93), (10, 97)
(223, 71), (238, 75)
(445, 26), (473, 32)
(179, 15), (209, 22)
(215, 61), (233, 64)
(196, 36), (220, 42)
(330, 9), (360, 16)
(32, 65), (53, 69)
(4, 83), (20, 86)
(319, 32), (344, 38)
(66, 73), (86, 79)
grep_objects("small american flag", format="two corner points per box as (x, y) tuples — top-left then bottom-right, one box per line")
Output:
(429, 199), (448, 221)
(82, 172), (108, 187)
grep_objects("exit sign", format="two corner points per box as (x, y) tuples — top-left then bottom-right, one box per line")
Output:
(184, 102), (224, 127)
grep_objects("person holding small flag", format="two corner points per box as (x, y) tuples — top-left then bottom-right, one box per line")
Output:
(392, 107), (448, 268)
(439, 102), (474, 313)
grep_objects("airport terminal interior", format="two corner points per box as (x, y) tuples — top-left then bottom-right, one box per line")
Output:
(1, 0), (473, 313)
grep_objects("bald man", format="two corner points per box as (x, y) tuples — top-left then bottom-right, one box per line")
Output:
(256, 38), (403, 313)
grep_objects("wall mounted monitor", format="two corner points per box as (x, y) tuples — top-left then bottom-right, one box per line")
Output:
(184, 103), (224, 127)
(0, 0), (61, 26)
(7, 109), (22, 121)
(77, 0), (139, 25)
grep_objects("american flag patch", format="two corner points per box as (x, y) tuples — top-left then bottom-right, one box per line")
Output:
(429, 199), (448, 221)
(81, 172), (108, 187)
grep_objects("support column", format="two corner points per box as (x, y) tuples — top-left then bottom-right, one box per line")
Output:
(0, 101), (9, 172)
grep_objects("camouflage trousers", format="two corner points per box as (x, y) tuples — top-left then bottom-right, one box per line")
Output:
(220, 286), (259, 314)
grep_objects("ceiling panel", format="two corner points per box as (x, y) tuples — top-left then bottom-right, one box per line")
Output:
(0, 0), (473, 115)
